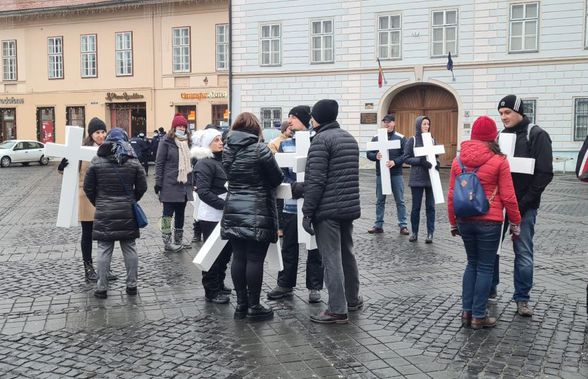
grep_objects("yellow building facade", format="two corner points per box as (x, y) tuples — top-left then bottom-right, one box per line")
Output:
(0, 0), (228, 143)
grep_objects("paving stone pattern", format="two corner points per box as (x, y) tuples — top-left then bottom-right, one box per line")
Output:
(0, 163), (586, 378)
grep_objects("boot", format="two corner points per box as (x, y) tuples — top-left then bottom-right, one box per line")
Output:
(84, 262), (98, 283)
(234, 289), (248, 320)
(192, 220), (202, 243)
(161, 216), (182, 253)
(247, 290), (273, 321)
(174, 229), (191, 250)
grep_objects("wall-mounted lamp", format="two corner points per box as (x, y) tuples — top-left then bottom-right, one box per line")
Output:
(203, 76), (209, 86)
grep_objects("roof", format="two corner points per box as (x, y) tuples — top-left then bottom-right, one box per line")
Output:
(0, 0), (125, 12)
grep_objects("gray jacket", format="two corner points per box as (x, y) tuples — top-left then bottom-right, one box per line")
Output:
(155, 137), (194, 203)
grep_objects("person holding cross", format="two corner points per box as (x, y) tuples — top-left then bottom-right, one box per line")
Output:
(366, 114), (409, 235)
(497, 95), (553, 317)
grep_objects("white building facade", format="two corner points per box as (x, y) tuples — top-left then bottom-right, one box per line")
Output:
(231, 0), (588, 168)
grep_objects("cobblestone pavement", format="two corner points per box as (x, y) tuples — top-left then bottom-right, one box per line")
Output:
(0, 162), (586, 378)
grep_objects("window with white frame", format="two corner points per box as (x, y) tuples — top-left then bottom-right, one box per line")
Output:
(173, 27), (190, 73)
(523, 99), (536, 124)
(574, 98), (588, 141)
(80, 34), (97, 78)
(509, 2), (539, 52)
(2, 40), (17, 81)
(216, 24), (228, 70)
(48, 36), (63, 79)
(431, 10), (458, 57)
(260, 108), (281, 129)
(115, 32), (133, 76)
(377, 15), (401, 60)
(260, 24), (281, 66)
(311, 19), (334, 63)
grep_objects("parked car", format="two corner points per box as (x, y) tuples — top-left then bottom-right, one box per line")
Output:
(0, 140), (50, 168)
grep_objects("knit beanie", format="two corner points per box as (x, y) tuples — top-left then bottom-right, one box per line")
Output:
(288, 105), (311, 127)
(171, 113), (188, 129)
(311, 99), (338, 125)
(497, 95), (524, 115)
(87, 117), (107, 136)
(471, 116), (498, 142)
(199, 128), (222, 148)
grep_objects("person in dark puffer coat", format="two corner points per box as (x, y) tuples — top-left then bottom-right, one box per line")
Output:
(302, 99), (362, 325)
(221, 112), (283, 321)
(83, 128), (147, 299)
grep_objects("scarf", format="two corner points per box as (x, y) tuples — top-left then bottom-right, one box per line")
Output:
(174, 136), (191, 183)
(104, 128), (137, 165)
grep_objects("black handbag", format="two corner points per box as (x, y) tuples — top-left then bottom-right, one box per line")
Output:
(112, 163), (148, 228)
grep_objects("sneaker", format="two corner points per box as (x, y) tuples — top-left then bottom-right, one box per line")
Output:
(516, 301), (533, 317)
(367, 227), (384, 234)
(308, 289), (321, 303)
(267, 286), (294, 300)
(471, 316), (497, 330)
(348, 295), (364, 311)
(94, 290), (107, 299)
(399, 227), (410, 235)
(126, 287), (138, 296)
(487, 293), (498, 305)
(246, 304), (274, 321)
(205, 293), (230, 304)
(310, 310), (348, 324)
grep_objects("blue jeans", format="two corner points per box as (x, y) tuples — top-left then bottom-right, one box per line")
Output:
(410, 186), (435, 234)
(459, 221), (502, 318)
(513, 208), (537, 302)
(374, 174), (408, 228)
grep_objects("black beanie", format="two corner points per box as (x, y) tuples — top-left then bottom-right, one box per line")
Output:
(311, 99), (339, 125)
(497, 94), (524, 115)
(87, 117), (107, 136)
(288, 105), (311, 127)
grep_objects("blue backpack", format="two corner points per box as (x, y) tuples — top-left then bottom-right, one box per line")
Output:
(453, 158), (495, 217)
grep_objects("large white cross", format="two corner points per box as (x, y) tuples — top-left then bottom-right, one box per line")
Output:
(498, 133), (535, 174)
(274, 130), (317, 250)
(45, 125), (98, 228)
(366, 128), (401, 195)
(413, 132), (445, 204)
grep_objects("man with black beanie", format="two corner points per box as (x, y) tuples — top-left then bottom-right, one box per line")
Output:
(303, 99), (362, 324)
(497, 94), (553, 317)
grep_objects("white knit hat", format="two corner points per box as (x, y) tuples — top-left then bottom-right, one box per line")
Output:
(200, 128), (222, 148)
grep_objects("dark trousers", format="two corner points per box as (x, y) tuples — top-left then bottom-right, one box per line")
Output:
(163, 201), (187, 229)
(200, 220), (232, 298)
(81, 221), (93, 264)
(141, 159), (149, 175)
(410, 186), (435, 234)
(230, 238), (270, 305)
(277, 213), (323, 290)
(277, 199), (285, 230)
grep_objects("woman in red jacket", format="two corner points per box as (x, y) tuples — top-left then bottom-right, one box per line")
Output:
(448, 116), (521, 329)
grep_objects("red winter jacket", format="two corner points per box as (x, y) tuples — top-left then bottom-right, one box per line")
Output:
(448, 140), (521, 227)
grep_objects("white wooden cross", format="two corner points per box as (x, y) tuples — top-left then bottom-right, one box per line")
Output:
(366, 128), (401, 195)
(274, 130), (317, 250)
(498, 133), (536, 174)
(45, 125), (98, 228)
(413, 132), (446, 204)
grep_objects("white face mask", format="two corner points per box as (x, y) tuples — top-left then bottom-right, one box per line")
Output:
(175, 130), (186, 138)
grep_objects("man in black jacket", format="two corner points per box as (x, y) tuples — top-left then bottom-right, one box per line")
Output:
(498, 95), (553, 317)
(303, 99), (362, 324)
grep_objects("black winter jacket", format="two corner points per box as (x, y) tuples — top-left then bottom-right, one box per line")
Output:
(83, 143), (148, 241)
(192, 148), (227, 210)
(403, 116), (440, 188)
(302, 121), (361, 222)
(501, 117), (553, 213)
(221, 131), (283, 243)
(366, 130), (407, 176)
(155, 137), (193, 203)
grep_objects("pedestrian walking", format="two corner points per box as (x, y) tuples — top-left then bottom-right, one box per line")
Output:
(303, 99), (362, 324)
(130, 132), (150, 175)
(83, 128), (147, 299)
(155, 113), (194, 253)
(447, 116), (521, 329)
(221, 112), (283, 321)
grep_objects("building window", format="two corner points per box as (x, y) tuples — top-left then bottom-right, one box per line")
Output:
(574, 98), (588, 141)
(48, 36), (63, 79)
(173, 27), (190, 73)
(216, 24), (228, 70)
(377, 15), (401, 60)
(2, 40), (17, 81)
(37, 107), (55, 143)
(431, 10), (458, 57)
(509, 2), (539, 52)
(66, 106), (85, 128)
(212, 104), (229, 127)
(311, 19), (334, 63)
(115, 32), (133, 76)
(0, 108), (16, 141)
(260, 107), (281, 129)
(80, 34), (97, 78)
(260, 24), (281, 66)
(523, 99), (536, 124)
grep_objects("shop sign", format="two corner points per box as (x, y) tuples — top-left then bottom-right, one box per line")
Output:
(181, 91), (228, 100)
(105, 92), (144, 101)
(0, 97), (24, 105)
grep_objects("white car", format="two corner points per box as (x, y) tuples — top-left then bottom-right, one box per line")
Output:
(0, 140), (50, 168)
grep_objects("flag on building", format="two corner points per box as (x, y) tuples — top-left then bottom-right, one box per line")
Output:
(576, 135), (588, 182)
(377, 58), (384, 88)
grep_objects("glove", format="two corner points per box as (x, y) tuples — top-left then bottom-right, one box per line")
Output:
(154, 185), (162, 195)
(435, 162), (440, 171)
(291, 182), (304, 199)
(509, 223), (521, 241)
(57, 158), (69, 172)
(302, 216), (315, 236)
(450, 226), (461, 237)
(423, 160), (433, 170)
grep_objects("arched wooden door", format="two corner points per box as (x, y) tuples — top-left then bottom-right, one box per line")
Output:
(388, 85), (458, 166)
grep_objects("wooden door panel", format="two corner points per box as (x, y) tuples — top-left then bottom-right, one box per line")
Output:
(427, 111), (457, 166)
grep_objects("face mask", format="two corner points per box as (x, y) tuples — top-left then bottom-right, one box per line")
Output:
(175, 130), (186, 138)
